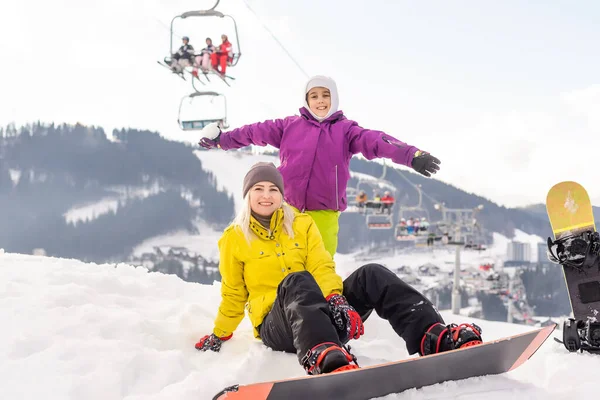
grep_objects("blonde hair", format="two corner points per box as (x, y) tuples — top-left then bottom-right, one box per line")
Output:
(233, 192), (296, 243)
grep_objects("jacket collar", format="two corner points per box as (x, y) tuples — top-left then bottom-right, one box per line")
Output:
(249, 208), (284, 241)
(299, 107), (345, 125)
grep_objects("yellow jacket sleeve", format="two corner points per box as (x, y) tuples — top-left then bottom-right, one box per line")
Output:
(304, 218), (343, 297)
(213, 229), (249, 338)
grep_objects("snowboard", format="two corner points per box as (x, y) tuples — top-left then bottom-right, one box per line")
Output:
(213, 324), (556, 400)
(545, 181), (599, 321)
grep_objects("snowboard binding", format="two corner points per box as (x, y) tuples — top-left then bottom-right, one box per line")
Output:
(557, 317), (600, 354)
(547, 230), (600, 271)
(548, 231), (600, 354)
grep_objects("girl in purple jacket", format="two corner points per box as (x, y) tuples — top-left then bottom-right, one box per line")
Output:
(199, 75), (440, 256)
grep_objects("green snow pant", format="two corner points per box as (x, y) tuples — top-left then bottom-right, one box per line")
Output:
(291, 207), (340, 257)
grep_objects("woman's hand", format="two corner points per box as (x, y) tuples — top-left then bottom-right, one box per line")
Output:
(195, 333), (233, 352)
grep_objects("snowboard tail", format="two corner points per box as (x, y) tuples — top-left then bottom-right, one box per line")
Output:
(213, 325), (555, 400)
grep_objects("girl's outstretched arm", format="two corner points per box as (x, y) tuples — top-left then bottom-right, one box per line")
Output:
(347, 121), (420, 167)
(219, 118), (285, 150)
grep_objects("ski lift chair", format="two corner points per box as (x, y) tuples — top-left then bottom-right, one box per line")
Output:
(166, 8), (242, 86)
(367, 214), (393, 229)
(178, 91), (229, 131)
(395, 224), (416, 241)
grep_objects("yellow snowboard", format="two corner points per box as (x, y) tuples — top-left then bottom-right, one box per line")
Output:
(546, 181), (596, 240)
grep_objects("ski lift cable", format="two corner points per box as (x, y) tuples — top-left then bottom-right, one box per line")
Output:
(240, 0), (310, 78)
(390, 165), (443, 206)
(154, 17), (186, 42)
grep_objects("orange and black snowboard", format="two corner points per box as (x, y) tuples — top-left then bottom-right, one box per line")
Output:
(213, 325), (555, 400)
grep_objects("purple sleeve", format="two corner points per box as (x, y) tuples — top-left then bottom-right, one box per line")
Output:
(219, 119), (284, 150)
(347, 121), (419, 167)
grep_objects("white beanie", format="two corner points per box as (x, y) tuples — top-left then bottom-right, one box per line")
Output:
(303, 75), (339, 122)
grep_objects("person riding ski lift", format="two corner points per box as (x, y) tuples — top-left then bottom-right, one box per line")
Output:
(192, 37), (216, 77)
(210, 34), (233, 76)
(381, 191), (395, 215)
(420, 217), (430, 232)
(407, 217), (415, 235)
(356, 190), (368, 209)
(398, 217), (408, 235)
(171, 36), (195, 73)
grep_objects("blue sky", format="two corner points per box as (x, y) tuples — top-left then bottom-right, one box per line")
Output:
(1, 0), (599, 207)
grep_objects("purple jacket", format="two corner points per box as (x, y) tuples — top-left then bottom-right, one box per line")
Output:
(219, 107), (419, 212)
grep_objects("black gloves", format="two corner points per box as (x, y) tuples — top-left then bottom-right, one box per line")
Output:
(411, 152), (441, 177)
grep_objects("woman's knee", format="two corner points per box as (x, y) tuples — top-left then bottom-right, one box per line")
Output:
(357, 263), (392, 277)
(280, 271), (319, 290)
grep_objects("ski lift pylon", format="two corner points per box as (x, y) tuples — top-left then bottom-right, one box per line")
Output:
(177, 91), (228, 131)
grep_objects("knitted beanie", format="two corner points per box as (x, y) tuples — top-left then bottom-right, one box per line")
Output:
(242, 162), (285, 198)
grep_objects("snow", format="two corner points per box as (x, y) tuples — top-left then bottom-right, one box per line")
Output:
(350, 171), (397, 192)
(0, 250), (596, 400)
(131, 220), (222, 263)
(332, 231), (513, 284)
(63, 197), (121, 225)
(8, 168), (21, 186)
(63, 183), (165, 225)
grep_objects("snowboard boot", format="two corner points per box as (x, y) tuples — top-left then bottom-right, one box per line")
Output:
(420, 322), (483, 356)
(301, 342), (360, 375)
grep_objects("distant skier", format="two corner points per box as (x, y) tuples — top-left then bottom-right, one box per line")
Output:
(192, 37), (215, 76)
(170, 36), (195, 73)
(197, 75), (441, 256)
(398, 217), (408, 235)
(210, 34), (233, 76)
(380, 191), (395, 214)
(407, 217), (415, 235)
(195, 162), (483, 375)
(420, 217), (430, 232)
(356, 190), (368, 210)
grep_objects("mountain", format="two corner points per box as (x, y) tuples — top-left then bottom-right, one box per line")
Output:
(519, 203), (600, 231)
(0, 121), (575, 263)
(198, 149), (556, 251)
(0, 122), (234, 262)
(0, 249), (595, 400)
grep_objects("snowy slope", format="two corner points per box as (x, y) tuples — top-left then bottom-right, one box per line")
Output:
(63, 183), (164, 225)
(0, 250), (596, 400)
(131, 220), (222, 262)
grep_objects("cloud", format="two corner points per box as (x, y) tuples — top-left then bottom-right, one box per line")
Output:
(1, 0), (599, 209)
(562, 84), (600, 133)
(426, 89), (600, 208)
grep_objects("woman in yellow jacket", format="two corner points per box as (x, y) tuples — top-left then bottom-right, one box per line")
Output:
(195, 162), (483, 375)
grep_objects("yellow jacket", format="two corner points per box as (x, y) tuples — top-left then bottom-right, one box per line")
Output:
(213, 209), (342, 338)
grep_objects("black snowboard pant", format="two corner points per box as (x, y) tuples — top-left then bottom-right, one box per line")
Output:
(259, 263), (444, 364)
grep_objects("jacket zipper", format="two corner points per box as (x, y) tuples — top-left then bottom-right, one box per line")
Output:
(303, 128), (321, 212)
(335, 165), (339, 211)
